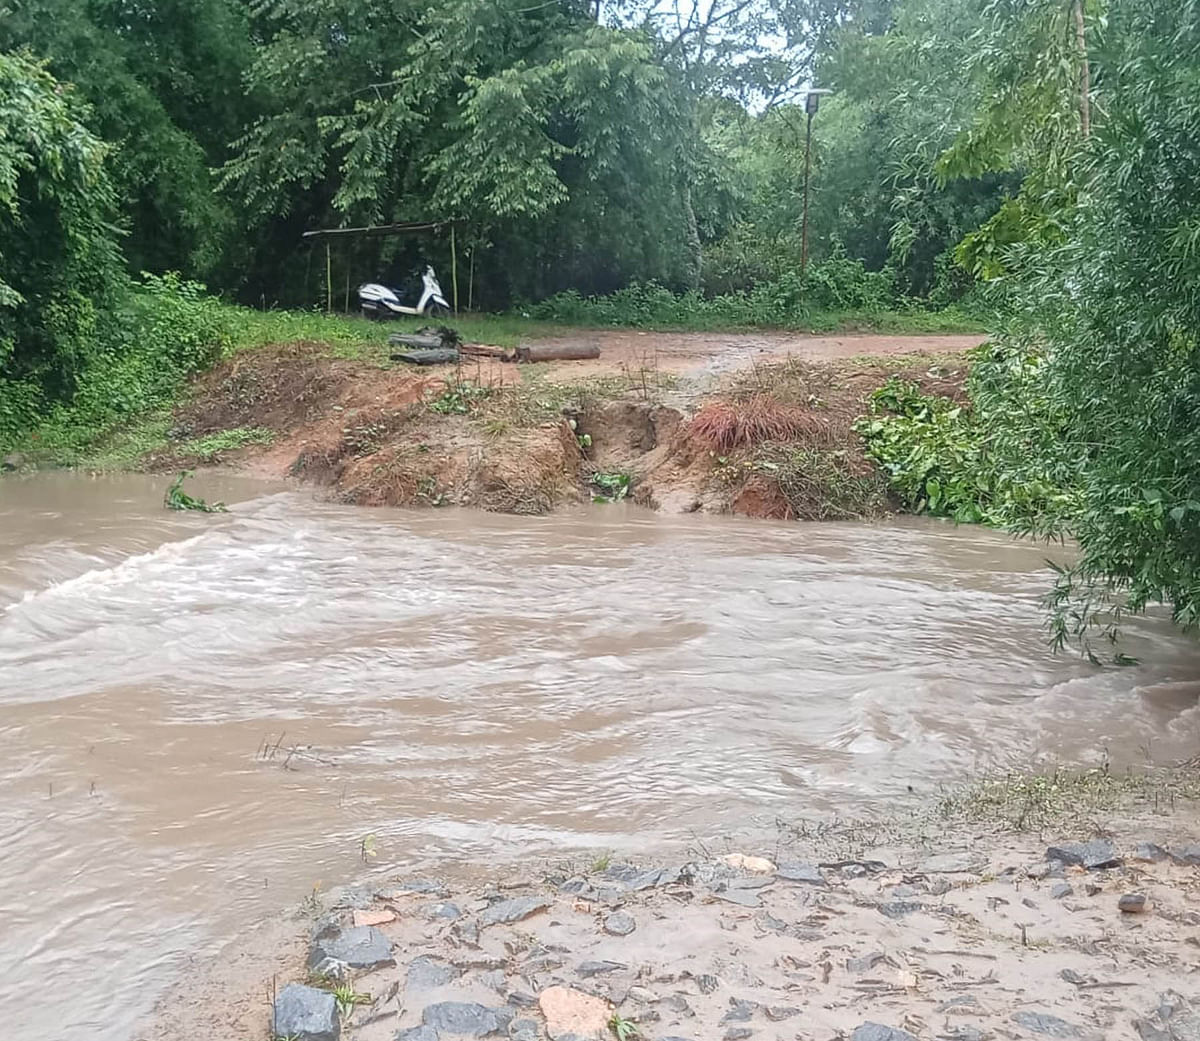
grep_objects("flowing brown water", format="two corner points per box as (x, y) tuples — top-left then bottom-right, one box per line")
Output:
(2, 472), (1199, 1040)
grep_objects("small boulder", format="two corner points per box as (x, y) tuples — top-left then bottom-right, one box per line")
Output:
(603, 911), (637, 936)
(308, 925), (394, 971)
(273, 983), (339, 1041)
(1, 452), (25, 472)
(775, 862), (826, 885)
(1044, 839), (1121, 870)
(1169, 843), (1200, 866)
(852, 1023), (918, 1041)
(1119, 892), (1149, 914)
(1051, 882), (1073, 900)
(406, 955), (462, 991)
(396, 1028), (439, 1041)
(538, 985), (612, 1041)
(423, 901), (463, 920)
(1011, 1011), (1083, 1037)
(421, 1001), (512, 1037)
(577, 960), (626, 978)
(1133, 842), (1169, 863)
(479, 896), (550, 927)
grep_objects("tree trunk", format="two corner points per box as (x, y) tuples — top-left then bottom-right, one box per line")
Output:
(1073, 0), (1090, 139)
(683, 183), (702, 292)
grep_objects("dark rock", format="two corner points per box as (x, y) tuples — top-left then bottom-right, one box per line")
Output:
(1044, 840), (1121, 870)
(336, 885), (375, 909)
(724, 1030), (753, 1041)
(877, 901), (922, 919)
(766, 1006), (800, 1021)
(847, 952), (887, 974)
(1169, 844), (1200, 866)
(507, 990), (538, 1008)
(1022, 897), (1038, 909)
(921, 852), (985, 874)
(693, 974), (719, 995)
(775, 862), (826, 885)
(577, 960), (626, 978)
(852, 1024), (918, 1041)
(890, 884), (922, 898)
(380, 877), (448, 897)
(424, 901), (463, 921)
(509, 1019), (541, 1041)
(595, 887), (624, 906)
(1119, 892), (1149, 914)
(480, 896), (550, 927)
(558, 878), (591, 895)
(721, 999), (756, 1023)
(1134, 843), (1169, 863)
(524, 955), (564, 974)
(727, 875), (773, 890)
(273, 983), (340, 1041)
(1011, 1011), (1083, 1037)
(422, 1001), (513, 1037)
(927, 877), (953, 896)
(604, 911), (636, 936)
(407, 956), (462, 991)
(1134, 991), (1200, 1041)
(395, 1027), (440, 1041)
(1, 453), (25, 472)
(663, 995), (694, 1017)
(308, 926), (394, 971)
(1050, 882), (1073, 900)
(842, 864), (868, 879)
(1084, 883), (1102, 897)
(1060, 969), (1089, 986)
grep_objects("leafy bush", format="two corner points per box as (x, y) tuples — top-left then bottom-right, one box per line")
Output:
(526, 255), (904, 330)
(857, 371), (1076, 528)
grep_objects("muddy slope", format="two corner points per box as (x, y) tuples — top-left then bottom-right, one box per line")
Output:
(154, 336), (971, 519)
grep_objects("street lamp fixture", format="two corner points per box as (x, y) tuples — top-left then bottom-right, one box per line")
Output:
(801, 88), (833, 280)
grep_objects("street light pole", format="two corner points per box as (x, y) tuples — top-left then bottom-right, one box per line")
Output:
(800, 89), (831, 282)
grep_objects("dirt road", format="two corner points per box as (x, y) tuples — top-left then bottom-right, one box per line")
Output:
(464, 330), (986, 384)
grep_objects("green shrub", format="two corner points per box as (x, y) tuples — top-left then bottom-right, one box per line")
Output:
(526, 255), (904, 330)
(857, 370), (1077, 529)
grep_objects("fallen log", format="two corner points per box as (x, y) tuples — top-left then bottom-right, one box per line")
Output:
(516, 343), (601, 363)
(460, 343), (514, 360)
(389, 348), (461, 366)
(388, 332), (445, 351)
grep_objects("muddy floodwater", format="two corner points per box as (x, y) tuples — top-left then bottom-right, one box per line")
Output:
(2, 473), (1198, 1041)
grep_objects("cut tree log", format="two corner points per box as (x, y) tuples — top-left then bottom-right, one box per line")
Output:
(516, 343), (601, 363)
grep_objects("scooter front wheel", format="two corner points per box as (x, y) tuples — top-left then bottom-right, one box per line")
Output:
(428, 303), (452, 320)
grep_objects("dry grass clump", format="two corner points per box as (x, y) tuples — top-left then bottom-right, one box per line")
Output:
(689, 394), (831, 454)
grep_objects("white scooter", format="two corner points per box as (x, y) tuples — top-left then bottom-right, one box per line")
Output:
(359, 266), (451, 319)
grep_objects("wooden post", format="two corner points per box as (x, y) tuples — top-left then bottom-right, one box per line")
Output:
(343, 244), (350, 313)
(468, 246), (475, 312)
(450, 224), (459, 313)
(325, 241), (332, 314)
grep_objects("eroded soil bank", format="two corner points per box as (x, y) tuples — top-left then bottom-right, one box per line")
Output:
(145, 788), (1200, 1041)
(146, 330), (980, 520)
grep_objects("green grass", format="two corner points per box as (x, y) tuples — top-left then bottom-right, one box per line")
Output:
(176, 425), (274, 459)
